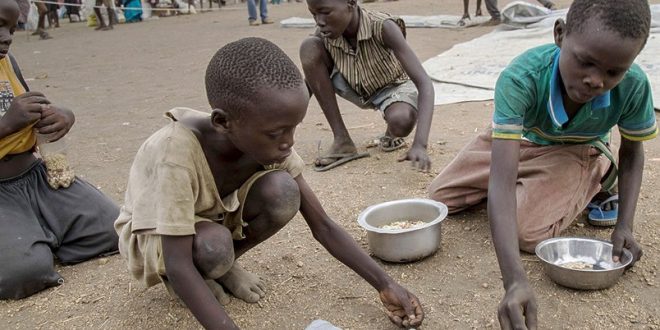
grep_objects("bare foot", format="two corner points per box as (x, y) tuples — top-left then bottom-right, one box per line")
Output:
(219, 263), (266, 303)
(205, 279), (231, 305)
(163, 279), (231, 305)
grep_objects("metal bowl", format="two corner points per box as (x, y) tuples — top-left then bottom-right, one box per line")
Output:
(535, 237), (633, 290)
(357, 199), (448, 263)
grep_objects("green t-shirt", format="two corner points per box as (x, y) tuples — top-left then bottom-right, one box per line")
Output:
(492, 44), (657, 145)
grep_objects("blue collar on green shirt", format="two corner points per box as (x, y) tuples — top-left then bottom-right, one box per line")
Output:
(547, 49), (611, 127)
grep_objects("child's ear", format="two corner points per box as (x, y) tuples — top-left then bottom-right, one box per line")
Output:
(211, 108), (231, 132)
(553, 19), (566, 47)
(347, 0), (356, 8)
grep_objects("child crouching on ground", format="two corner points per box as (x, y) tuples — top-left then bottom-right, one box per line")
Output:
(301, 0), (435, 172)
(429, 0), (656, 328)
(115, 37), (424, 329)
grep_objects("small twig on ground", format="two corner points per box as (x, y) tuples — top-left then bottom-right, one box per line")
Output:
(276, 276), (293, 287)
(60, 315), (83, 324)
(338, 296), (364, 300)
(347, 123), (375, 130)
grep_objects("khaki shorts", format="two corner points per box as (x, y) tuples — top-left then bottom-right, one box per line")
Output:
(331, 69), (418, 115)
(118, 169), (277, 287)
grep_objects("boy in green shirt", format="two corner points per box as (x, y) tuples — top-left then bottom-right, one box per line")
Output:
(429, 0), (656, 328)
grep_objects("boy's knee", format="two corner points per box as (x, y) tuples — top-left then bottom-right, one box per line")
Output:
(517, 228), (546, 254)
(253, 171), (300, 226)
(0, 247), (61, 299)
(300, 36), (327, 68)
(385, 105), (417, 137)
(193, 223), (235, 279)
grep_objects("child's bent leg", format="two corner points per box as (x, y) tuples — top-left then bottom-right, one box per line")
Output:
(189, 222), (233, 305)
(0, 171), (63, 299)
(0, 210), (62, 299)
(0, 241), (62, 299)
(36, 176), (120, 265)
(218, 170), (298, 303)
(234, 170), (300, 257)
(428, 131), (492, 213)
(192, 222), (235, 279)
(383, 102), (417, 138)
(300, 37), (359, 160)
(515, 144), (610, 252)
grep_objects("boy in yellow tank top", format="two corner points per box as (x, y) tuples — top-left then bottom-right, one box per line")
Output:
(0, 0), (119, 300)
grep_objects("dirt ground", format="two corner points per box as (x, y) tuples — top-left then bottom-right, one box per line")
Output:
(2, 0), (660, 329)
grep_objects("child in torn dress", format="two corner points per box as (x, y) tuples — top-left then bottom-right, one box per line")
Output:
(115, 37), (424, 329)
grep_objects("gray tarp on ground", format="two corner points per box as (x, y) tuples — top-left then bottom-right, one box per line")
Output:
(424, 2), (660, 108)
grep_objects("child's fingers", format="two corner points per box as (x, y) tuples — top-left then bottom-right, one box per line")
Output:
(36, 121), (66, 135)
(34, 113), (60, 128)
(18, 103), (44, 119)
(38, 127), (67, 142)
(18, 94), (51, 106)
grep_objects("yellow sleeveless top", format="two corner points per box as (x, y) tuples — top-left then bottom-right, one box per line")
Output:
(0, 55), (36, 159)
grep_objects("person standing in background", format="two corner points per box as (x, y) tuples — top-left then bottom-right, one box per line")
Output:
(247, 0), (273, 26)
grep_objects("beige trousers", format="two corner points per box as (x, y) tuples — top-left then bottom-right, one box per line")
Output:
(428, 131), (612, 252)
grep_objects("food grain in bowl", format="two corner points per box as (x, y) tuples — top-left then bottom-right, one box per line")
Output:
(379, 220), (426, 230)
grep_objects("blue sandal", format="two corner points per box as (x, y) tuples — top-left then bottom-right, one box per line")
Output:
(586, 194), (618, 227)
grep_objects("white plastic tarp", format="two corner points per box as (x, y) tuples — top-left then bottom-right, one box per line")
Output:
(280, 14), (489, 29)
(424, 2), (660, 109)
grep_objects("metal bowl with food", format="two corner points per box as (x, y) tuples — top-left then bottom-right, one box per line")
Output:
(357, 199), (448, 263)
(535, 237), (633, 290)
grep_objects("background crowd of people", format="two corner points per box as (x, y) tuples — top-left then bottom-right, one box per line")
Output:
(16, 0), (528, 40)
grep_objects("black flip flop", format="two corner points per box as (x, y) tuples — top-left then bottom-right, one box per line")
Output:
(313, 152), (370, 172)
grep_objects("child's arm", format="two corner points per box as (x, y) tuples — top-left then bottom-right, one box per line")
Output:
(161, 235), (239, 330)
(381, 20), (435, 172)
(611, 137), (645, 263)
(487, 138), (538, 330)
(0, 55), (72, 142)
(295, 174), (424, 328)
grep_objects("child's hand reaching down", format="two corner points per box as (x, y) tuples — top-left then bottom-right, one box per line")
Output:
(398, 144), (431, 172)
(379, 282), (424, 328)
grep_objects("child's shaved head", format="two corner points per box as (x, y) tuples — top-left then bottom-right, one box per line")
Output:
(205, 37), (304, 116)
(566, 0), (651, 46)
